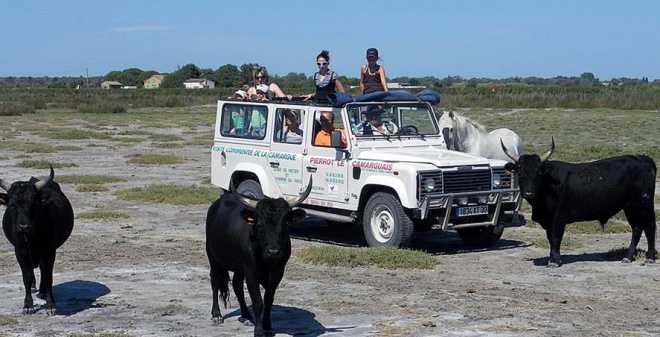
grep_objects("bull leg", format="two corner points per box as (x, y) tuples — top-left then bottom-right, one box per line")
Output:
(232, 273), (253, 325)
(262, 269), (285, 333)
(547, 221), (565, 268)
(245, 276), (264, 337)
(38, 252), (57, 315)
(643, 222), (656, 263)
(209, 264), (228, 323)
(625, 205), (657, 264)
(16, 256), (35, 314)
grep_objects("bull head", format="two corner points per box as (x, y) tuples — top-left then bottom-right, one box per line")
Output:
(234, 177), (313, 209)
(0, 166), (54, 192)
(501, 137), (555, 163)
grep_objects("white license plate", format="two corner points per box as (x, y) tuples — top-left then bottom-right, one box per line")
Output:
(455, 205), (489, 217)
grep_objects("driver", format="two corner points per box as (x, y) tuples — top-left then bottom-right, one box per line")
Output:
(356, 105), (398, 136)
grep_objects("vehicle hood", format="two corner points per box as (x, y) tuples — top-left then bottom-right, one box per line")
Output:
(355, 147), (491, 167)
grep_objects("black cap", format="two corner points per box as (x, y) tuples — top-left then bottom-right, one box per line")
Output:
(365, 105), (385, 116)
(366, 48), (379, 58)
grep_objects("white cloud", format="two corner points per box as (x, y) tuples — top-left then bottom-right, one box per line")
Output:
(110, 25), (172, 33)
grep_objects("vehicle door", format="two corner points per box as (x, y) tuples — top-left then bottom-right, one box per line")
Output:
(302, 108), (351, 207)
(268, 107), (306, 197)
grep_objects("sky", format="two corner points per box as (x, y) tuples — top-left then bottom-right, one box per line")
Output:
(2, 0), (659, 81)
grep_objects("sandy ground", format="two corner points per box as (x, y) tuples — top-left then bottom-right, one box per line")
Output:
(0, 119), (659, 337)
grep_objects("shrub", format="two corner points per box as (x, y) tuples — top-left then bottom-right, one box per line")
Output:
(0, 102), (35, 116)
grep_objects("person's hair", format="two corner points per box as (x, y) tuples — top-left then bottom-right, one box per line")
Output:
(253, 66), (269, 83)
(317, 50), (330, 62)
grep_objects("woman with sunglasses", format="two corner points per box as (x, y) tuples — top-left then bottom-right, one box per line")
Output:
(246, 66), (291, 100)
(304, 50), (344, 102)
(360, 48), (388, 95)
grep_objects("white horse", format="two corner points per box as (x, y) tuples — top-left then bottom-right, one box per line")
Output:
(438, 111), (524, 162)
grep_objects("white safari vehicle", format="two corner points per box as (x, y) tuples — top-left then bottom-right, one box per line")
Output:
(211, 92), (521, 248)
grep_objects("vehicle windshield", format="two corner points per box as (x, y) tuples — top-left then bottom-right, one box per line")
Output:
(347, 103), (439, 137)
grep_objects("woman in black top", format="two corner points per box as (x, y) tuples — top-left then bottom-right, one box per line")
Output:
(305, 50), (345, 102)
(360, 48), (388, 94)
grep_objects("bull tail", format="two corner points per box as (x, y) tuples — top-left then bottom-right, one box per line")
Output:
(219, 273), (230, 309)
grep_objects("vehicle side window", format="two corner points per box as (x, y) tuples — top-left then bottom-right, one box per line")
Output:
(273, 108), (304, 144)
(220, 103), (267, 139)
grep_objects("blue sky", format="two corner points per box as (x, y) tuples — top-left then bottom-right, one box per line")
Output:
(2, 0), (658, 81)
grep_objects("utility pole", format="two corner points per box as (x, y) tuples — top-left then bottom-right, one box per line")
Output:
(86, 68), (90, 88)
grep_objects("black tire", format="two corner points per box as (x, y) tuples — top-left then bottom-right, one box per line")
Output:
(362, 192), (414, 247)
(456, 224), (504, 248)
(236, 179), (264, 199)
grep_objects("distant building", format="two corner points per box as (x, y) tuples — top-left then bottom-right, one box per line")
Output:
(144, 75), (165, 89)
(386, 82), (426, 89)
(184, 78), (215, 89)
(121, 85), (138, 90)
(101, 81), (122, 89)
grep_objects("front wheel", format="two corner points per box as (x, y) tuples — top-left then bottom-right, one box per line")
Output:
(236, 179), (264, 199)
(362, 192), (414, 247)
(456, 224), (504, 248)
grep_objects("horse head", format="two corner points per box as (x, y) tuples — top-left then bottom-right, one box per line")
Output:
(438, 111), (457, 149)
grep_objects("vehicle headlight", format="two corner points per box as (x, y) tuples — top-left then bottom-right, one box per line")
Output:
(492, 173), (502, 188)
(423, 177), (436, 192)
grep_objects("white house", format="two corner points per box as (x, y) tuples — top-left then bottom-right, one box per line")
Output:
(183, 79), (215, 89)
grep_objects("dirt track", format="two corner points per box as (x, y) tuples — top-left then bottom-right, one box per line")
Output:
(0, 115), (658, 337)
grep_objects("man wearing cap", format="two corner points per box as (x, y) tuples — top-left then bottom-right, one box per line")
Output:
(357, 106), (398, 136)
(360, 48), (388, 95)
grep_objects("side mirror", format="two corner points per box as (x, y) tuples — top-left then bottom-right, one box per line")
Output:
(330, 131), (344, 148)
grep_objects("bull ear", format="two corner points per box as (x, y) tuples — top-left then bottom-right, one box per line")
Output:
(504, 162), (516, 173)
(34, 165), (54, 190)
(288, 209), (307, 223)
(240, 209), (256, 226)
(0, 193), (7, 206)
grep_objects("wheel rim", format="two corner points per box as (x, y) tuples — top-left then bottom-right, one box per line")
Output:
(369, 205), (395, 243)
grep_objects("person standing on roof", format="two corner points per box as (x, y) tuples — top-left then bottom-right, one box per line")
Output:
(360, 48), (388, 95)
(304, 50), (345, 102)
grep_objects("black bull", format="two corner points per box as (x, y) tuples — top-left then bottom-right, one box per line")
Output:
(205, 179), (311, 337)
(502, 139), (657, 267)
(0, 167), (74, 314)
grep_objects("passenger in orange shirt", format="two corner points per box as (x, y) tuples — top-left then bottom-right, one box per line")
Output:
(314, 111), (347, 147)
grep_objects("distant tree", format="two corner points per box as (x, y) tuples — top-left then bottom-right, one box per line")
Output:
(240, 63), (261, 86)
(214, 64), (244, 88)
(162, 63), (201, 88)
(579, 72), (599, 87)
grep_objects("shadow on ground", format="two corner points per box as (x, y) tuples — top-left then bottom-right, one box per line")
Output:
(291, 217), (529, 255)
(50, 280), (111, 316)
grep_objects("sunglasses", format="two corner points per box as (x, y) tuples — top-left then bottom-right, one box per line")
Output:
(320, 117), (332, 122)
(256, 76), (266, 79)
(316, 62), (328, 66)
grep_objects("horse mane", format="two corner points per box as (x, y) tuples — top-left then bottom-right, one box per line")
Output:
(453, 113), (489, 134)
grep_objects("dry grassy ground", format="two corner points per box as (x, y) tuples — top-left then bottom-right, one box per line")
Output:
(0, 107), (658, 337)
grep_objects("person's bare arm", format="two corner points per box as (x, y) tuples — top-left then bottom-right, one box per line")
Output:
(359, 65), (366, 94)
(379, 66), (388, 92)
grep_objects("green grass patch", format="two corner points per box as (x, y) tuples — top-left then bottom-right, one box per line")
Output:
(125, 154), (185, 165)
(55, 145), (84, 151)
(153, 142), (185, 149)
(77, 211), (129, 221)
(298, 246), (437, 269)
(76, 184), (110, 192)
(149, 134), (184, 142)
(0, 314), (18, 327)
(17, 160), (77, 169)
(46, 128), (112, 140)
(0, 141), (58, 153)
(56, 175), (126, 184)
(564, 220), (631, 234)
(113, 184), (218, 205)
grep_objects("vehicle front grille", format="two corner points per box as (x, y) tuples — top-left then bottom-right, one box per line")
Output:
(492, 168), (513, 189)
(443, 169), (491, 193)
(418, 171), (443, 198)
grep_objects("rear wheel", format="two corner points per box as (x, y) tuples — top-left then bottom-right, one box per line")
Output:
(236, 179), (264, 199)
(456, 224), (504, 248)
(362, 192), (413, 248)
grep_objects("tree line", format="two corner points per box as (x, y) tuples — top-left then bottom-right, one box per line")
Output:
(0, 63), (657, 90)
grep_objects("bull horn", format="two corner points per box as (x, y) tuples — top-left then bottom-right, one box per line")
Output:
(286, 176), (313, 208)
(0, 178), (11, 191)
(539, 137), (555, 162)
(500, 139), (519, 162)
(34, 165), (54, 190)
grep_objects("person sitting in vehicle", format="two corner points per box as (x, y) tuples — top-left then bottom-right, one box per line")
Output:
(314, 111), (347, 147)
(247, 66), (291, 100)
(356, 105), (398, 136)
(282, 109), (304, 144)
